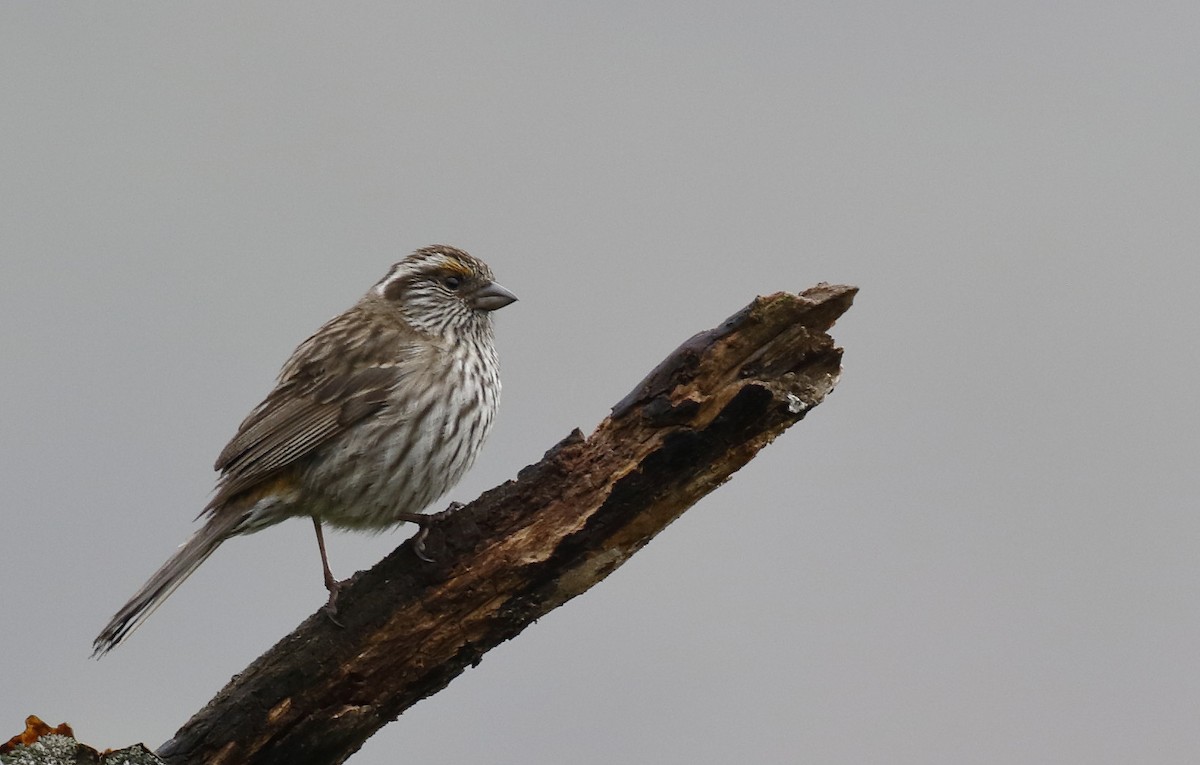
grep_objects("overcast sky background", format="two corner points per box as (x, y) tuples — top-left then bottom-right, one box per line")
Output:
(2, 3), (1198, 763)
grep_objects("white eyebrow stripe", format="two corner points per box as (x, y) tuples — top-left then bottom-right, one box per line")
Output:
(371, 249), (475, 297)
(373, 262), (412, 296)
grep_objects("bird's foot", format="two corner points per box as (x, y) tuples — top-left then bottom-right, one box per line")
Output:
(397, 502), (465, 563)
(321, 580), (346, 628)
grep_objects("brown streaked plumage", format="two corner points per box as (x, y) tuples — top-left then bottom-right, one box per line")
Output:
(92, 245), (516, 656)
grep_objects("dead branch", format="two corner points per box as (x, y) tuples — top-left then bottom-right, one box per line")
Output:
(155, 284), (857, 765)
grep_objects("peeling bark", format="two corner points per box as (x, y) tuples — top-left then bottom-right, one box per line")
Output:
(156, 284), (857, 765)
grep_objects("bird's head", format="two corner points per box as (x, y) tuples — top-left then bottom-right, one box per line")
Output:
(371, 245), (517, 338)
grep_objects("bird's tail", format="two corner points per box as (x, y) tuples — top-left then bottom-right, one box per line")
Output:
(92, 512), (241, 657)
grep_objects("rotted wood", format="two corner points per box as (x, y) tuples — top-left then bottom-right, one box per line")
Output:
(157, 283), (858, 765)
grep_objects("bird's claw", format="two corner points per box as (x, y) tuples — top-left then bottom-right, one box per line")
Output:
(321, 582), (346, 628)
(410, 501), (465, 563)
(412, 526), (434, 563)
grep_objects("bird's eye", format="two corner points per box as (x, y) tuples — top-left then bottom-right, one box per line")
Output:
(443, 275), (463, 291)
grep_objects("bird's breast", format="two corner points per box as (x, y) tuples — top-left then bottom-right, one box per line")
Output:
(300, 342), (501, 530)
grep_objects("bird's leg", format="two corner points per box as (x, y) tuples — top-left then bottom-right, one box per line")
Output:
(311, 517), (344, 627)
(394, 502), (465, 563)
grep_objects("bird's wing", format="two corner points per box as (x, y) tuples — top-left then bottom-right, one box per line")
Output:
(204, 362), (406, 512)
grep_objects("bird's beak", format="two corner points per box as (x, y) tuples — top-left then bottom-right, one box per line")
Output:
(472, 282), (518, 312)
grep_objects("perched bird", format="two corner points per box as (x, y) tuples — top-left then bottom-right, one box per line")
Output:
(92, 245), (516, 656)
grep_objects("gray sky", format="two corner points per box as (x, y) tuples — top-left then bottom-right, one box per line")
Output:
(3, 3), (1198, 763)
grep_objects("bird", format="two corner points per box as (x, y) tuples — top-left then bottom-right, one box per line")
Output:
(92, 245), (516, 656)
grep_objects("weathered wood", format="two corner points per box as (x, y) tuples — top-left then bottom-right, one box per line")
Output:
(156, 284), (857, 765)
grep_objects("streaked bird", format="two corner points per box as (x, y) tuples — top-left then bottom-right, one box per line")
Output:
(93, 245), (516, 656)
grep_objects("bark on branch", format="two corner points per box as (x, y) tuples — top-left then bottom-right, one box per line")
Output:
(157, 284), (858, 765)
